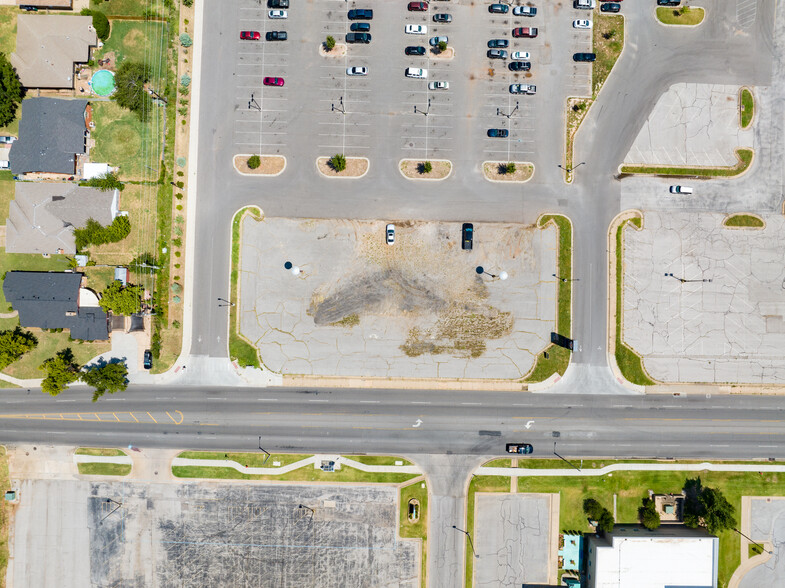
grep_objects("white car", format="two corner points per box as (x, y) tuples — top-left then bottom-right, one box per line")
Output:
(428, 81), (449, 90)
(669, 185), (693, 194)
(346, 66), (368, 76)
(512, 5), (537, 16)
(269, 9), (287, 18)
(573, 19), (592, 29)
(386, 223), (395, 245)
(405, 67), (428, 79)
(511, 51), (530, 60)
(405, 24), (427, 35)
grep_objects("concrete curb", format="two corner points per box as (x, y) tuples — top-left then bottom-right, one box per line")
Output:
(233, 154), (287, 177)
(398, 158), (453, 181)
(739, 86), (755, 130)
(653, 6), (706, 28)
(283, 374), (528, 391)
(722, 212), (765, 230)
(316, 156), (370, 179)
(481, 161), (535, 183)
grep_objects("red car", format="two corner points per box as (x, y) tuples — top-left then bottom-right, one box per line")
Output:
(408, 1), (428, 10)
(512, 27), (538, 38)
(240, 30), (261, 40)
(263, 77), (285, 86)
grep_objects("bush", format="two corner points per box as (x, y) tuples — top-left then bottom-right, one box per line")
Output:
(639, 498), (661, 530)
(99, 282), (144, 315)
(180, 33), (193, 48)
(92, 11), (110, 41)
(325, 35), (336, 51)
(438, 40), (447, 52)
(183, 0), (193, 6)
(505, 162), (516, 174)
(74, 216), (131, 251)
(181, 74), (191, 87)
(114, 61), (153, 121)
(421, 161), (433, 174)
(177, 156), (187, 167)
(247, 155), (261, 169)
(82, 171), (124, 192)
(330, 154), (346, 172)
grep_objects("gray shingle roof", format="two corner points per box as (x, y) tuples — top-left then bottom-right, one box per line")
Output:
(3, 271), (108, 340)
(9, 98), (87, 175)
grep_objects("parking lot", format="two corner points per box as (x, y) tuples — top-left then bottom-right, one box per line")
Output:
(229, 0), (600, 175)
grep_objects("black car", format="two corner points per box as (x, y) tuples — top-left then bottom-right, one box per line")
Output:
(508, 61), (531, 71)
(345, 32), (371, 43)
(350, 22), (370, 32)
(405, 45), (426, 56)
(506, 443), (533, 455)
(269, 0), (289, 8)
(573, 52), (596, 62)
(600, 2), (621, 12)
(488, 3), (508, 13)
(348, 8), (373, 19)
(462, 223), (473, 250)
(433, 13), (452, 22)
(265, 31), (287, 41)
(487, 49), (508, 59)
(143, 350), (153, 370)
(657, 0), (680, 5)
(488, 38), (509, 49)
(487, 128), (509, 138)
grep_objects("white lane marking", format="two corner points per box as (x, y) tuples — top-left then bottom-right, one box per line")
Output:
(360, 400), (380, 404)
(413, 419), (423, 428)
(257, 398), (279, 401)
(461, 402), (481, 406)
(412, 401), (431, 405)
(308, 399), (329, 403)
(525, 420), (534, 429)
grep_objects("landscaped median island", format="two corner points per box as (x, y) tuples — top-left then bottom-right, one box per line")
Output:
(739, 87), (754, 129)
(400, 479), (429, 588)
(400, 159), (452, 180)
(482, 161), (533, 183)
(230, 207), (262, 369)
(620, 148), (754, 178)
(233, 154), (286, 176)
(317, 155), (369, 178)
(656, 5), (706, 26)
(75, 447), (132, 476)
(723, 213), (764, 228)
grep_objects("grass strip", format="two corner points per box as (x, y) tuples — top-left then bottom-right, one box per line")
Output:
(593, 13), (624, 97)
(179, 451), (311, 468)
(465, 475), (510, 586)
(740, 88), (754, 129)
(656, 6), (705, 26)
(229, 208), (261, 368)
(346, 455), (413, 466)
(173, 464), (417, 484)
(399, 480), (428, 588)
(621, 148), (753, 177)
(724, 214), (763, 228)
(615, 218), (655, 386)
(76, 447), (126, 457)
(0, 447), (9, 584)
(77, 463), (131, 476)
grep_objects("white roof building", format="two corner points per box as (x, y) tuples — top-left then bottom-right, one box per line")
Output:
(586, 526), (719, 588)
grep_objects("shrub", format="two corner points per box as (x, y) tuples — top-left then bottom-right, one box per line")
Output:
(421, 161), (433, 174)
(82, 171), (124, 192)
(505, 162), (516, 174)
(177, 156), (187, 167)
(247, 155), (261, 169)
(181, 74), (191, 88)
(176, 181), (184, 188)
(74, 216), (131, 251)
(639, 498), (661, 530)
(92, 11), (110, 41)
(438, 40), (447, 52)
(325, 35), (336, 51)
(99, 282), (144, 315)
(330, 154), (346, 172)
(0, 54), (24, 127)
(183, 0), (193, 6)
(180, 33), (193, 48)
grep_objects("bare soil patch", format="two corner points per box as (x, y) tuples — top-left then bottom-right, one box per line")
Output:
(317, 157), (369, 178)
(483, 161), (534, 183)
(319, 43), (347, 58)
(400, 159), (452, 180)
(234, 154), (286, 176)
(429, 47), (455, 60)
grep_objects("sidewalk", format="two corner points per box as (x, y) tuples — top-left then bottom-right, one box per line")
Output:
(172, 454), (422, 476)
(476, 461), (785, 477)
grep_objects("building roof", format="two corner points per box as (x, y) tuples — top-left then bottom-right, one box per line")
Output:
(10, 14), (96, 89)
(6, 182), (117, 254)
(3, 271), (108, 340)
(18, 0), (73, 7)
(587, 526), (718, 588)
(9, 98), (88, 175)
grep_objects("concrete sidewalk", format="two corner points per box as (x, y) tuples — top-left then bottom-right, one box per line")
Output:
(476, 462), (785, 477)
(172, 454), (423, 476)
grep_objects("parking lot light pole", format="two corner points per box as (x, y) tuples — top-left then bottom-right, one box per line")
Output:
(664, 273), (712, 284)
(497, 101), (519, 118)
(414, 98), (431, 116)
(249, 93), (261, 112)
(331, 96), (345, 114)
(553, 442), (581, 471)
(553, 273), (579, 283)
(217, 297), (235, 308)
(732, 528), (772, 555)
(558, 162), (586, 173)
(452, 526), (479, 558)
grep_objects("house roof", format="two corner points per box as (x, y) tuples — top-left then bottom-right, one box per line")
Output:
(18, 0), (73, 7)
(8, 98), (88, 175)
(10, 14), (96, 89)
(3, 271), (109, 340)
(6, 182), (117, 254)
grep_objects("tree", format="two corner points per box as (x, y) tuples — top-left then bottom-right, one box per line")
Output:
(325, 35), (336, 51)
(683, 477), (737, 534)
(0, 327), (37, 370)
(247, 155), (261, 169)
(638, 498), (661, 530)
(330, 154), (346, 172)
(99, 281), (144, 315)
(584, 497), (614, 532)
(0, 53), (23, 127)
(114, 61), (153, 121)
(180, 33), (193, 48)
(438, 40), (447, 53)
(82, 361), (128, 402)
(505, 162), (516, 174)
(74, 216), (131, 251)
(597, 510), (615, 533)
(40, 348), (80, 396)
(92, 11), (110, 41)
(82, 171), (124, 192)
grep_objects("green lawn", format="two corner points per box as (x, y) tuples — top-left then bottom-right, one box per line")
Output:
(400, 480), (428, 588)
(77, 462), (131, 476)
(466, 476), (510, 586)
(518, 469), (785, 588)
(94, 20), (168, 67)
(0, 171), (15, 222)
(483, 458), (511, 468)
(91, 0), (165, 17)
(178, 451), (311, 468)
(90, 102), (155, 181)
(345, 455), (413, 466)
(724, 214), (764, 228)
(656, 6), (705, 26)
(593, 13), (624, 97)
(76, 447), (126, 457)
(621, 149), (753, 177)
(86, 183), (155, 264)
(82, 266), (116, 294)
(3, 332), (111, 379)
(230, 208), (261, 368)
(740, 88), (754, 129)
(0, 6), (17, 55)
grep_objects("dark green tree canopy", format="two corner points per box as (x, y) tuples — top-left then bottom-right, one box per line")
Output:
(638, 498), (661, 530)
(0, 53), (23, 127)
(114, 61), (153, 121)
(0, 326), (37, 370)
(82, 360), (128, 402)
(40, 348), (80, 396)
(74, 216), (131, 251)
(683, 477), (737, 534)
(99, 281), (144, 315)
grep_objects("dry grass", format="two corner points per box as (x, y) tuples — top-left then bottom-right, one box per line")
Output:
(317, 157), (368, 177)
(0, 446), (10, 585)
(593, 13), (624, 97)
(85, 184), (153, 265)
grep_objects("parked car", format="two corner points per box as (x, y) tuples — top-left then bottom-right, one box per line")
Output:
(405, 24), (427, 34)
(433, 13), (452, 23)
(268, 9), (287, 18)
(508, 61), (531, 71)
(265, 31), (287, 41)
(511, 51), (530, 60)
(345, 32), (371, 43)
(506, 443), (533, 455)
(408, 1), (428, 10)
(669, 185), (693, 194)
(573, 19), (592, 29)
(386, 224), (395, 245)
(488, 39), (509, 49)
(263, 77), (285, 86)
(350, 22), (371, 32)
(573, 0), (596, 8)
(428, 80), (449, 90)
(240, 30), (261, 40)
(405, 45), (427, 55)
(143, 350), (153, 370)
(489, 3), (509, 13)
(657, 0), (680, 5)
(405, 67), (428, 78)
(509, 83), (536, 94)
(600, 2), (621, 12)
(269, 0), (288, 7)
(573, 52), (596, 62)
(487, 128), (509, 138)
(487, 49), (508, 59)
(429, 35), (448, 46)
(347, 66), (368, 76)
(348, 8), (373, 19)
(512, 5), (537, 16)
(462, 223), (473, 250)
(512, 27), (538, 37)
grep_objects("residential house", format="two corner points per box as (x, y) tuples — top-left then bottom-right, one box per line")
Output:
(18, 0), (74, 9)
(8, 98), (90, 176)
(5, 183), (119, 255)
(10, 14), (96, 89)
(585, 525), (719, 588)
(3, 271), (109, 340)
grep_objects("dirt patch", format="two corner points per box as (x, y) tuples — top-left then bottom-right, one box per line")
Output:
(400, 159), (452, 180)
(234, 154), (286, 176)
(319, 43), (347, 58)
(429, 47), (455, 60)
(317, 157), (368, 178)
(483, 161), (534, 183)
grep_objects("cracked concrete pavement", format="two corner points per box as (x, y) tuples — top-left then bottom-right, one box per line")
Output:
(239, 218), (557, 379)
(738, 497), (785, 588)
(623, 83), (753, 167)
(622, 211), (785, 384)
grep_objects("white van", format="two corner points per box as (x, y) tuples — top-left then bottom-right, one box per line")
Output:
(669, 185), (693, 194)
(405, 67), (428, 79)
